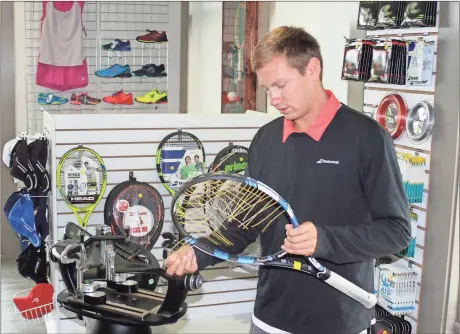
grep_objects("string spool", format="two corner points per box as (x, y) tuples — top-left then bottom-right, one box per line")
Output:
(376, 93), (408, 140)
(405, 99), (435, 145)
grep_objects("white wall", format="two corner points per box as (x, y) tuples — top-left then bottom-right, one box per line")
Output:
(186, 2), (223, 114)
(265, 2), (359, 115)
(446, 192), (459, 333)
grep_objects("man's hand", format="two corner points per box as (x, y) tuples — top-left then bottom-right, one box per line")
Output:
(164, 245), (198, 277)
(281, 222), (318, 256)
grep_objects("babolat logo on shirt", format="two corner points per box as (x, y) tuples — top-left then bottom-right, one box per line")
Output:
(316, 159), (340, 164)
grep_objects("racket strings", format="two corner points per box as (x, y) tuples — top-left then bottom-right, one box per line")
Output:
(175, 179), (284, 255)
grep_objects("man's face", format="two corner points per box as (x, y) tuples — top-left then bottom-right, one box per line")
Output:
(257, 54), (319, 121)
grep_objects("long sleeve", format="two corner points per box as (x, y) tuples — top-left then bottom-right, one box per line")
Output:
(312, 127), (411, 264)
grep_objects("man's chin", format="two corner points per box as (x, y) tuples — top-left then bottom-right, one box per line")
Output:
(281, 113), (297, 121)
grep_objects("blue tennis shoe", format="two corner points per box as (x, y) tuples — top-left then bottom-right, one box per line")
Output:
(95, 64), (132, 78)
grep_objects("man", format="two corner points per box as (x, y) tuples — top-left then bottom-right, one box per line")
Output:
(165, 26), (411, 334)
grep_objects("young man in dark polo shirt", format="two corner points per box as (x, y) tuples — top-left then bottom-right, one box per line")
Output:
(165, 26), (411, 334)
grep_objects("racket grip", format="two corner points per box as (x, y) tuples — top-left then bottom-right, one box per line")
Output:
(325, 271), (377, 309)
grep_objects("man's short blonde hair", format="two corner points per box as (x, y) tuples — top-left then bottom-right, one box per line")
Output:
(251, 26), (323, 80)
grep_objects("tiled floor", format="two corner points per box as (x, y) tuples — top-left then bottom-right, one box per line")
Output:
(1, 260), (47, 334)
(1, 260), (252, 334)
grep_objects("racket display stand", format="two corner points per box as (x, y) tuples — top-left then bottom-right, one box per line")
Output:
(356, 2), (459, 333)
(42, 111), (275, 333)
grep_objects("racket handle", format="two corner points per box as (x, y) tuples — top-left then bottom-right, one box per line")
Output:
(324, 271), (377, 309)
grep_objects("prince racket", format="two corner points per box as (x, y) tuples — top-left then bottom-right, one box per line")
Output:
(156, 130), (206, 196)
(208, 144), (248, 174)
(57, 145), (107, 228)
(171, 173), (377, 309)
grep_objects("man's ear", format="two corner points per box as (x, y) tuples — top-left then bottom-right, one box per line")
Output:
(306, 57), (322, 80)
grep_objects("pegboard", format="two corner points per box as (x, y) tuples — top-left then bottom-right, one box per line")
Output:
(22, 1), (185, 133)
(359, 5), (440, 333)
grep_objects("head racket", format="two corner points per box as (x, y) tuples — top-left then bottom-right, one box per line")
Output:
(57, 145), (107, 228)
(170, 173), (377, 309)
(156, 130), (206, 196)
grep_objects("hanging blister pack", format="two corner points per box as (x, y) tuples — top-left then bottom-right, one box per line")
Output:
(341, 39), (362, 81)
(369, 40), (391, 83)
(361, 39), (375, 81)
(407, 40), (435, 86)
(357, 1), (379, 30)
(400, 1), (429, 28)
(376, 1), (401, 29)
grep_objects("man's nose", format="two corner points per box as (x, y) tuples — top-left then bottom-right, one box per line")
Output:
(270, 94), (281, 107)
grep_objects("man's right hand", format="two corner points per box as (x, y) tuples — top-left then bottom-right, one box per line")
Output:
(164, 245), (198, 277)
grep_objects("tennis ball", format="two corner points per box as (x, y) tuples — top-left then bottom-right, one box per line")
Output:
(227, 91), (239, 102)
(138, 193), (143, 198)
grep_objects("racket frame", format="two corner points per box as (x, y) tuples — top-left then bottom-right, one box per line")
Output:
(104, 178), (165, 251)
(234, 2), (246, 82)
(155, 130), (206, 196)
(208, 144), (248, 173)
(171, 173), (377, 309)
(57, 146), (107, 228)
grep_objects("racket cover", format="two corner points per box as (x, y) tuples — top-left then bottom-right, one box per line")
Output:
(104, 176), (164, 251)
(156, 130), (206, 196)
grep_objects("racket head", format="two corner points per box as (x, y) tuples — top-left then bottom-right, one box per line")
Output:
(104, 180), (165, 251)
(156, 131), (206, 196)
(170, 173), (297, 265)
(56, 146), (107, 227)
(208, 144), (248, 174)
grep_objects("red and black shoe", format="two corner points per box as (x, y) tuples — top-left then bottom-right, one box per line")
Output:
(71, 93), (101, 105)
(136, 30), (168, 43)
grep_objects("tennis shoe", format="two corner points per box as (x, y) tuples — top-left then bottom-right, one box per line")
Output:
(95, 64), (132, 78)
(135, 89), (168, 104)
(102, 39), (131, 52)
(103, 91), (133, 105)
(136, 30), (168, 43)
(37, 93), (68, 105)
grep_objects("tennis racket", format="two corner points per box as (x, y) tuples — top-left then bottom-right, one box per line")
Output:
(208, 144), (248, 174)
(170, 173), (377, 309)
(234, 2), (245, 82)
(57, 145), (107, 228)
(104, 173), (165, 251)
(156, 130), (206, 196)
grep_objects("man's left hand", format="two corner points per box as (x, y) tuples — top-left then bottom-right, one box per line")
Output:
(281, 222), (318, 256)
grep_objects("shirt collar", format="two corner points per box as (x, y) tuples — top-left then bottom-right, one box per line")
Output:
(282, 90), (341, 143)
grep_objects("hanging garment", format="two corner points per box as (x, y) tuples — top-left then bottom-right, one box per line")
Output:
(36, 1), (88, 91)
(39, 1), (85, 66)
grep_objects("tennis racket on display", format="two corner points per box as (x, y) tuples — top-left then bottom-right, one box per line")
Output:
(156, 130), (206, 196)
(104, 173), (165, 251)
(234, 2), (246, 83)
(170, 173), (377, 309)
(208, 144), (248, 174)
(57, 145), (107, 228)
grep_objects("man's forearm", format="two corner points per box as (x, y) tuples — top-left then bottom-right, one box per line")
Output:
(312, 216), (411, 264)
